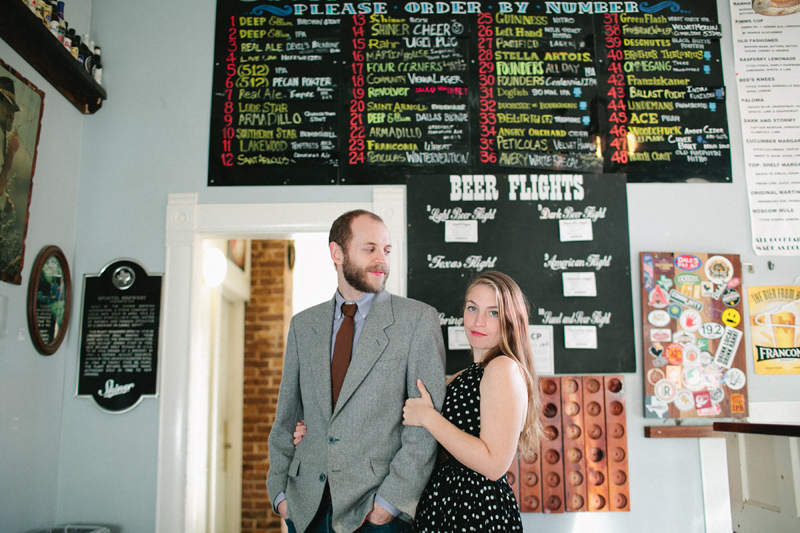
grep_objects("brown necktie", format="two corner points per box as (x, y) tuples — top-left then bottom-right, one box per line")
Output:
(331, 303), (357, 407)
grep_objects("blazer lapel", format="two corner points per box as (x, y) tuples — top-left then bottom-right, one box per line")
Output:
(332, 291), (393, 418)
(309, 298), (336, 418)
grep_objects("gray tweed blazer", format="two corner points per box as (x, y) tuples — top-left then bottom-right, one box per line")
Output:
(267, 290), (446, 533)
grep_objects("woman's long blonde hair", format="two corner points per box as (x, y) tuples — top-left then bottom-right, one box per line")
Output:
(466, 271), (545, 458)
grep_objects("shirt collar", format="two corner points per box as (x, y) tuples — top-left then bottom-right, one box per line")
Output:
(334, 290), (375, 319)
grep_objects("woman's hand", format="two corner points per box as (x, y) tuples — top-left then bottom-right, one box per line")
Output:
(403, 380), (436, 428)
(293, 421), (306, 447)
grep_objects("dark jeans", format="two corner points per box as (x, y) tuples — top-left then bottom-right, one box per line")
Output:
(285, 502), (411, 533)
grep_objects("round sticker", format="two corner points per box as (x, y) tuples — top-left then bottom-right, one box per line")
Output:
(648, 309), (671, 327)
(725, 368), (747, 390)
(705, 255), (734, 285)
(727, 277), (741, 289)
(648, 286), (670, 308)
(666, 303), (682, 319)
(722, 288), (740, 307)
(698, 322), (724, 339)
(679, 309), (702, 332)
(682, 344), (702, 366)
(674, 389), (695, 411)
(709, 388), (725, 404)
(665, 343), (683, 365)
(721, 308), (741, 328)
(654, 379), (677, 403)
(682, 366), (705, 392)
(647, 368), (666, 386)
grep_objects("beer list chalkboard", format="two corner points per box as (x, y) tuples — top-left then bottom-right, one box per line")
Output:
(408, 173), (635, 375)
(209, 0), (730, 185)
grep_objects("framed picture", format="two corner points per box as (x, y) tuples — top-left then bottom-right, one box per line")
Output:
(1, 58), (44, 285)
(27, 245), (72, 355)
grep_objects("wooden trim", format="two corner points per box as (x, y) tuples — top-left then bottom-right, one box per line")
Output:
(644, 425), (723, 438)
(713, 422), (800, 438)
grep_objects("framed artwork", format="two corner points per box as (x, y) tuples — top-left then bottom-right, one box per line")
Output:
(27, 245), (72, 355)
(748, 285), (800, 374)
(0, 58), (44, 285)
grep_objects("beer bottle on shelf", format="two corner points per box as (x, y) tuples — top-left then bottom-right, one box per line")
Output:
(63, 24), (72, 52)
(41, 0), (52, 25)
(81, 34), (92, 72)
(92, 46), (103, 85)
(70, 31), (81, 63)
(57, 12), (66, 43)
(49, 18), (59, 39)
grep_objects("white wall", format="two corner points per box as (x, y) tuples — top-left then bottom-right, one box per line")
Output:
(0, 2), (90, 529)
(0, 0), (799, 531)
(292, 233), (339, 316)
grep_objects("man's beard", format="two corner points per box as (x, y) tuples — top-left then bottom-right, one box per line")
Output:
(342, 252), (389, 294)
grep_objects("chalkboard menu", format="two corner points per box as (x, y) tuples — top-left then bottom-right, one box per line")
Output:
(209, 0), (729, 185)
(407, 173), (635, 375)
(77, 260), (162, 413)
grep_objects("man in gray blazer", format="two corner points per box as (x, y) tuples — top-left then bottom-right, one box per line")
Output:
(267, 210), (447, 533)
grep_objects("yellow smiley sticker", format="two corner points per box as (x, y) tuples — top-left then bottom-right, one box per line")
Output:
(721, 308), (741, 328)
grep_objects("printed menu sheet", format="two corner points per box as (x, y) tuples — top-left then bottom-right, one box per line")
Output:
(730, 1), (800, 255)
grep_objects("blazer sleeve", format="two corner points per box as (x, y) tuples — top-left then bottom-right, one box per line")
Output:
(377, 304), (447, 518)
(266, 316), (304, 504)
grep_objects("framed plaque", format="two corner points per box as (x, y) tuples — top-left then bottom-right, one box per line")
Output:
(26, 245), (72, 355)
(77, 259), (162, 412)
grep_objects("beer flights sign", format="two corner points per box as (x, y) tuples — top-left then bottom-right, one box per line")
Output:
(748, 286), (800, 375)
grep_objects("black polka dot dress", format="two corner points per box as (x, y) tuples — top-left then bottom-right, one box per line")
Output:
(414, 362), (523, 532)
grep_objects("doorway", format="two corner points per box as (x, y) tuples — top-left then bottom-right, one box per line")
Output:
(156, 189), (406, 533)
(241, 235), (338, 532)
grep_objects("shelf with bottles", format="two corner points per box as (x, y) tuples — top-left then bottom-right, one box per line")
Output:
(0, 0), (106, 114)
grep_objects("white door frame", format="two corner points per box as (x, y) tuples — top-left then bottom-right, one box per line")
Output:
(156, 187), (406, 532)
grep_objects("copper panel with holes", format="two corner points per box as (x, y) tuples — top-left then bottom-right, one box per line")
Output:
(561, 376), (588, 512)
(540, 378), (564, 513)
(582, 376), (609, 512)
(604, 375), (630, 511)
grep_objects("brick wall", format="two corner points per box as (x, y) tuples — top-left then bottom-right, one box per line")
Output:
(242, 240), (293, 533)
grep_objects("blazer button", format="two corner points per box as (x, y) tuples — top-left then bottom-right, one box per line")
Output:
(327, 436), (335, 444)
(319, 473), (327, 483)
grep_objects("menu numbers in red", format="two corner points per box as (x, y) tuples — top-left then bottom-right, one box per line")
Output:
(477, 12), (497, 165)
(221, 15), (237, 167)
(602, 12), (628, 167)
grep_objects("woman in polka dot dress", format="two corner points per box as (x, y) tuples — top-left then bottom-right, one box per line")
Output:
(402, 271), (545, 532)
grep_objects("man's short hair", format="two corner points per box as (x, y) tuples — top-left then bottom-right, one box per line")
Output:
(329, 209), (384, 252)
